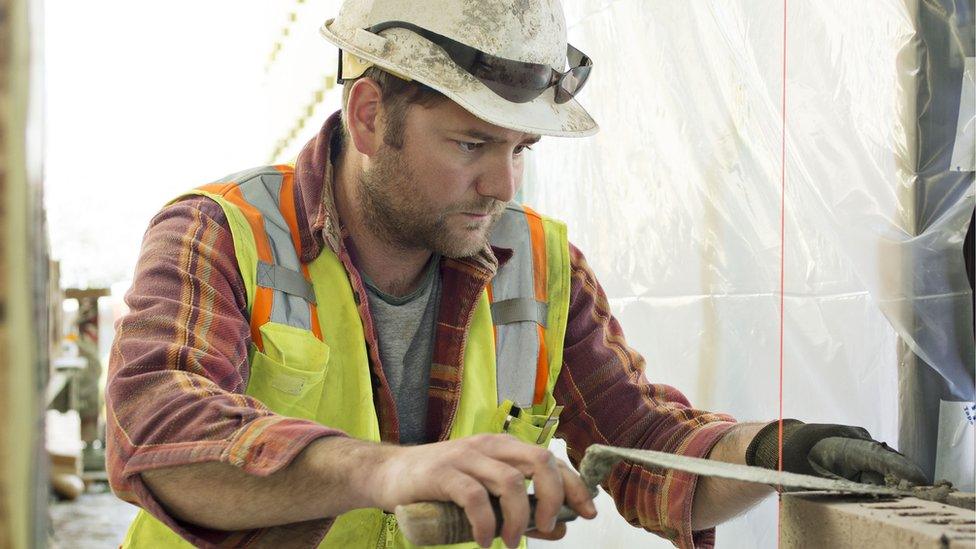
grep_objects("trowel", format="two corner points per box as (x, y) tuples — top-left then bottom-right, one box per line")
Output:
(394, 443), (932, 546)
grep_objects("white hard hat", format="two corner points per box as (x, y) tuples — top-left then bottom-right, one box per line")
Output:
(320, 0), (598, 137)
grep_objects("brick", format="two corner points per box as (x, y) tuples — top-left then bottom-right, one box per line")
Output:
(781, 492), (976, 548)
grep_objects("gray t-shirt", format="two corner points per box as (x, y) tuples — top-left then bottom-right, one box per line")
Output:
(362, 258), (441, 445)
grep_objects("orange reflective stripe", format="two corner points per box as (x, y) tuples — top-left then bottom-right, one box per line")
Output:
(221, 185), (275, 351)
(533, 324), (549, 405)
(198, 182), (238, 196)
(276, 167), (304, 259)
(522, 206), (548, 302)
(249, 288), (274, 351)
(276, 167), (323, 340)
(521, 206), (549, 406)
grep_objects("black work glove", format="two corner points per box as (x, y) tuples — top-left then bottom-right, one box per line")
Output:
(745, 419), (928, 486)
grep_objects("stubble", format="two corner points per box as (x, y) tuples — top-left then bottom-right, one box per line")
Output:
(357, 146), (505, 258)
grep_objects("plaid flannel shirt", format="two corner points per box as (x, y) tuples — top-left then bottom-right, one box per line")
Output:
(106, 111), (735, 548)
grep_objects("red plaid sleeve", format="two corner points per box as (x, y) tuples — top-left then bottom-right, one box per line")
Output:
(555, 243), (737, 549)
(105, 196), (343, 547)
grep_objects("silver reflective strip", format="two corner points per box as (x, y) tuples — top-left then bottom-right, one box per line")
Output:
(213, 166), (276, 184)
(491, 298), (548, 327)
(488, 205), (542, 407)
(238, 170), (313, 331)
(257, 261), (317, 304)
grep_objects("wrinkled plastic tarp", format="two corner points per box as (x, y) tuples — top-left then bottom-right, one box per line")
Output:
(523, 0), (974, 547)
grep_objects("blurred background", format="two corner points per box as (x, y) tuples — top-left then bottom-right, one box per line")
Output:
(1, 0), (973, 547)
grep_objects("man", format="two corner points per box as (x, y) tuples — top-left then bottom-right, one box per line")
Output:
(106, 1), (926, 548)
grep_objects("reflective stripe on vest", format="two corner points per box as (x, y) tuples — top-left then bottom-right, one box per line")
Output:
(122, 165), (571, 549)
(488, 204), (551, 407)
(196, 166), (323, 349)
(202, 170), (554, 408)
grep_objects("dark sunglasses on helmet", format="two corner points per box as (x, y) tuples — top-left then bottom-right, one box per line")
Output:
(340, 20), (592, 104)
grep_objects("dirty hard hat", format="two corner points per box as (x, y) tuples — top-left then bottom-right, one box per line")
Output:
(320, 0), (598, 137)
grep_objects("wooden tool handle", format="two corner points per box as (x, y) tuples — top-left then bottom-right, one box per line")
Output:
(394, 495), (578, 546)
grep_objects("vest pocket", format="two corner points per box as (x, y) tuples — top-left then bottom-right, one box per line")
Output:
(246, 322), (330, 421)
(492, 400), (561, 448)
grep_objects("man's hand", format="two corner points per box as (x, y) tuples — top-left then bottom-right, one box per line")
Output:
(141, 434), (594, 545)
(365, 434), (597, 548)
(745, 420), (928, 486)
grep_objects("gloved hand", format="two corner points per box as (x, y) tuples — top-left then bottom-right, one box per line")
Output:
(744, 419), (928, 486)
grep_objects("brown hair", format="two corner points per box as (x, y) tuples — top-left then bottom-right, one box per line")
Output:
(341, 67), (447, 149)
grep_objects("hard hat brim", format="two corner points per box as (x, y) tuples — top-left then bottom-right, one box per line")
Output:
(320, 20), (599, 138)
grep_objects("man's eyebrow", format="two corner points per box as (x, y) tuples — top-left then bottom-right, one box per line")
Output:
(458, 129), (542, 145)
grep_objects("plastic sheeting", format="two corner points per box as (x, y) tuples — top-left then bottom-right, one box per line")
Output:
(901, 0), (974, 402)
(898, 0), (975, 497)
(934, 400), (976, 491)
(521, 0), (973, 547)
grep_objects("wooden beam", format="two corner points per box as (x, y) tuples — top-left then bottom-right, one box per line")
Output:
(0, 0), (8, 537)
(2, 0), (46, 545)
(63, 288), (110, 300)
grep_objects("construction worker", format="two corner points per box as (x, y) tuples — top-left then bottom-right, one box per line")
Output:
(106, 1), (927, 548)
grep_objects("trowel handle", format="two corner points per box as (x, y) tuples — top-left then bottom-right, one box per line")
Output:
(394, 495), (578, 546)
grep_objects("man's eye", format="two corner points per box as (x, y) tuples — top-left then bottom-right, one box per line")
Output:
(457, 141), (483, 152)
(513, 144), (534, 156)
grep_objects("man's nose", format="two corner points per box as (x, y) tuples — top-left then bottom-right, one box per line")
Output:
(476, 155), (519, 203)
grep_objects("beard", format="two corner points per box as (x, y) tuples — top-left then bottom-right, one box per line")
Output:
(357, 145), (506, 258)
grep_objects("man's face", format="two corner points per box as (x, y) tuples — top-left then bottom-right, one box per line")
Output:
(357, 99), (540, 258)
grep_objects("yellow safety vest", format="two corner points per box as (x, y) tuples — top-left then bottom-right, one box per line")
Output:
(122, 166), (571, 548)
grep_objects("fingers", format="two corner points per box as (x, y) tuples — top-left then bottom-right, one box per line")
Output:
(453, 436), (593, 547)
(860, 471), (885, 485)
(411, 435), (595, 548)
(526, 450), (564, 533)
(495, 469), (530, 547)
(443, 472), (496, 548)
(467, 435), (569, 538)
(873, 446), (928, 486)
(809, 437), (928, 486)
(489, 438), (596, 530)
(526, 521), (567, 541)
(556, 460), (597, 519)
(452, 452), (530, 547)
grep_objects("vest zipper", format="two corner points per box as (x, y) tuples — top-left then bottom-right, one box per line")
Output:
(376, 512), (398, 549)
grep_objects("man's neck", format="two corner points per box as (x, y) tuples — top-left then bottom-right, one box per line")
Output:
(333, 148), (433, 298)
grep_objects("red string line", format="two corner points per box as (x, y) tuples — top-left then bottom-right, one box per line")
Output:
(777, 0), (788, 547)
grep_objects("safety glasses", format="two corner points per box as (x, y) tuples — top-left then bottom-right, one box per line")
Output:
(361, 21), (592, 104)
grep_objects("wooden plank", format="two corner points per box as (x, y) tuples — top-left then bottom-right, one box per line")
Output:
(2, 0), (47, 545)
(63, 288), (110, 300)
(0, 0), (12, 541)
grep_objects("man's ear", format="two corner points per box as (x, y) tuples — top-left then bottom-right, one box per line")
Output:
(345, 78), (384, 157)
